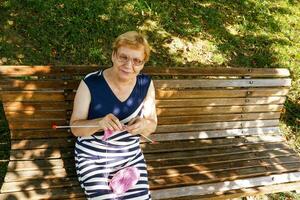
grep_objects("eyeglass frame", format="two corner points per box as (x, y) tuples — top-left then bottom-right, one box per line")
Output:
(114, 51), (145, 66)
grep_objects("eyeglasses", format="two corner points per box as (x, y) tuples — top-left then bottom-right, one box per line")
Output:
(116, 53), (145, 66)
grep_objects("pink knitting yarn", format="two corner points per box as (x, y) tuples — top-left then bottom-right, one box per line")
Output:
(109, 166), (140, 195)
(102, 129), (114, 141)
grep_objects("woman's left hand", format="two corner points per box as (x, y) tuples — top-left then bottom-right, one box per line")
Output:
(126, 117), (146, 135)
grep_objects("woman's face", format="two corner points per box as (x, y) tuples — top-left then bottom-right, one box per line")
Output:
(112, 45), (145, 82)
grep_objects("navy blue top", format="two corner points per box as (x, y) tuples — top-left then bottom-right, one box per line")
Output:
(83, 69), (151, 121)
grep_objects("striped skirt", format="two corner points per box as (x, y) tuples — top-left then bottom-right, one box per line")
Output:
(75, 132), (151, 200)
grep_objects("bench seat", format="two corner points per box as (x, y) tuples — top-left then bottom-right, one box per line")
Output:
(0, 65), (299, 200)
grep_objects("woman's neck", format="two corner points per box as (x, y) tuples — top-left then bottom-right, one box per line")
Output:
(105, 67), (136, 88)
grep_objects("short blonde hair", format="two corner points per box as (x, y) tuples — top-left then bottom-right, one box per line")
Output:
(113, 31), (151, 62)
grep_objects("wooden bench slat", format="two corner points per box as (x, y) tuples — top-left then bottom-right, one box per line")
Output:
(9, 142), (287, 160)
(3, 97), (286, 112)
(4, 167), (76, 182)
(9, 128), (283, 150)
(1, 177), (79, 193)
(156, 97), (286, 107)
(6, 117), (280, 131)
(4, 151), (299, 183)
(0, 78), (292, 92)
(147, 151), (298, 170)
(3, 154), (299, 192)
(3, 103), (283, 120)
(10, 129), (71, 139)
(1, 91), (65, 102)
(3, 101), (72, 112)
(143, 135), (284, 153)
(157, 105), (283, 116)
(0, 79), (80, 91)
(158, 112), (281, 125)
(2, 89), (288, 111)
(154, 79), (291, 89)
(1, 88), (289, 103)
(8, 145), (297, 172)
(4, 159), (299, 185)
(148, 157), (300, 179)
(8, 120), (281, 140)
(152, 127), (280, 141)
(0, 66), (290, 77)
(0, 185), (84, 200)
(5, 112), (281, 127)
(149, 163), (300, 190)
(172, 181), (300, 200)
(10, 148), (74, 160)
(143, 67), (291, 77)
(156, 119), (279, 133)
(151, 172), (300, 199)
(5, 110), (67, 120)
(156, 88), (290, 99)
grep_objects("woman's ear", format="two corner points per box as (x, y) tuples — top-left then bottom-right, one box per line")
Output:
(111, 50), (116, 64)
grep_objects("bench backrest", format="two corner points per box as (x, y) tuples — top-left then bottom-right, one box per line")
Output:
(0, 65), (291, 199)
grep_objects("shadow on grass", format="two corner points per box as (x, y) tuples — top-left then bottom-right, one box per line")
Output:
(0, 0), (293, 68)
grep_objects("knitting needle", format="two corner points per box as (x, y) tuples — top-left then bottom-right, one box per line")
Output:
(51, 123), (157, 144)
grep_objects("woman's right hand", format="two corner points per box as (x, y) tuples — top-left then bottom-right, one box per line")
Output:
(98, 114), (124, 131)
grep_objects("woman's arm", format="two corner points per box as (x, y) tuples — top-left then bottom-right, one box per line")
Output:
(126, 80), (157, 136)
(70, 80), (124, 137)
(69, 80), (101, 137)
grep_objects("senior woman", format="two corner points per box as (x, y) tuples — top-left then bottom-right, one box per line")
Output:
(70, 31), (157, 200)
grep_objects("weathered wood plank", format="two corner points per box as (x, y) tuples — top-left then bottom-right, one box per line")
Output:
(158, 112), (281, 125)
(156, 119), (279, 133)
(143, 67), (291, 77)
(156, 88), (290, 99)
(0, 78), (292, 92)
(10, 148), (74, 160)
(8, 118), (280, 140)
(1, 177), (79, 193)
(156, 97), (286, 107)
(148, 157), (300, 178)
(10, 129), (72, 139)
(4, 159), (299, 185)
(4, 154), (299, 193)
(0, 185), (84, 200)
(5, 112), (280, 127)
(4, 167), (76, 182)
(8, 147), (297, 172)
(0, 79), (80, 91)
(6, 117), (280, 131)
(1, 91), (65, 102)
(0, 66), (290, 77)
(157, 105), (283, 116)
(9, 132), (283, 150)
(9, 142), (287, 161)
(154, 79), (291, 89)
(151, 172), (300, 199)
(1, 88), (289, 103)
(171, 181), (300, 200)
(151, 127), (280, 141)
(3, 101), (73, 112)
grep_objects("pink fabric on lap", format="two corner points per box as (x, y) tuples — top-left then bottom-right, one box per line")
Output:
(109, 166), (140, 195)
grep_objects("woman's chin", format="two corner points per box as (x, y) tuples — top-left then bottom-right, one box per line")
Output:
(118, 70), (134, 81)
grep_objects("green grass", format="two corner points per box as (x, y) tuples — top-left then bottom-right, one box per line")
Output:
(1, 0), (300, 198)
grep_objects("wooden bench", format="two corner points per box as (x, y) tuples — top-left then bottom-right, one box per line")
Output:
(1, 65), (300, 200)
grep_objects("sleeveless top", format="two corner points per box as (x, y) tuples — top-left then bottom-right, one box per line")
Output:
(78, 68), (151, 141)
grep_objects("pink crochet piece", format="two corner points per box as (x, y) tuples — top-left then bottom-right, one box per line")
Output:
(102, 129), (114, 141)
(109, 166), (140, 195)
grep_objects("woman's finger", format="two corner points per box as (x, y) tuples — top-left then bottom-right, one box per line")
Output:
(109, 114), (123, 130)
